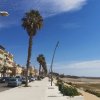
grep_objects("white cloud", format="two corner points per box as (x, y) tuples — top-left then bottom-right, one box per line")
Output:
(52, 60), (100, 77)
(69, 60), (100, 69)
(21, 0), (87, 17)
(0, 0), (87, 28)
(0, 20), (17, 30)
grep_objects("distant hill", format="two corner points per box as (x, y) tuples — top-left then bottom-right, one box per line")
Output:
(51, 72), (100, 79)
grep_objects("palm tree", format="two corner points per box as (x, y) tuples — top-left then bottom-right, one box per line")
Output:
(41, 56), (47, 75)
(42, 62), (47, 75)
(37, 54), (47, 76)
(22, 10), (43, 86)
(37, 54), (43, 76)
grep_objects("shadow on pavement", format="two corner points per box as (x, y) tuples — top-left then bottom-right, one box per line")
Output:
(0, 83), (14, 92)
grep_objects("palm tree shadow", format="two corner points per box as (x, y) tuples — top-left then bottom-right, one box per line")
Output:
(0, 85), (14, 92)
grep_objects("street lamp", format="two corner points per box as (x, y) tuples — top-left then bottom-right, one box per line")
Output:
(50, 41), (59, 86)
(0, 11), (9, 77)
(0, 11), (9, 16)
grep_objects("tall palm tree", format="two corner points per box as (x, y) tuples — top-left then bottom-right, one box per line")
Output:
(37, 54), (43, 76)
(22, 10), (43, 86)
(41, 56), (47, 75)
(37, 54), (47, 76)
(42, 62), (47, 75)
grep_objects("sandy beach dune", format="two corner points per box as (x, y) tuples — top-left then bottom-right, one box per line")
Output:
(80, 90), (100, 100)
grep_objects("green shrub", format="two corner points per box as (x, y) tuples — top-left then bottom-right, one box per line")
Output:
(63, 86), (79, 96)
(58, 83), (63, 91)
(58, 83), (80, 96)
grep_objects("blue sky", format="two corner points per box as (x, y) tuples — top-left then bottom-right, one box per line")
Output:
(0, 0), (100, 77)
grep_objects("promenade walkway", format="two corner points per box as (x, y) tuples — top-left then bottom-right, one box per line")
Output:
(0, 78), (84, 100)
(0, 78), (66, 100)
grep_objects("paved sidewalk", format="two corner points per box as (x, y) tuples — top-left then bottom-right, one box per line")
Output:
(45, 80), (68, 100)
(0, 78), (84, 100)
(0, 78), (48, 100)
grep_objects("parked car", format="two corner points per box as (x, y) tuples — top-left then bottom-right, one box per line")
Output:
(15, 76), (23, 81)
(29, 76), (35, 82)
(0, 77), (9, 83)
(7, 77), (22, 87)
(22, 77), (29, 84)
(15, 76), (22, 79)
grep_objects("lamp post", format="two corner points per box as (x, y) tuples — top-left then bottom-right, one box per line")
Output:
(0, 11), (9, 77)
(51, 41), (59, 86)
(0, 11), (9, 16)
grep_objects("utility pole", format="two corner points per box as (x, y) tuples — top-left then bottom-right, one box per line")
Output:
(51, 41), (59, 86)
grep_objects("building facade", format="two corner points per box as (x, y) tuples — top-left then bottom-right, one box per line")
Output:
(0, 45), (14, 77)
(0, 45), (5, 77)
(11, 63), (22, 76)
(0, 45), (38, 77)
(21, 66), (38, 77)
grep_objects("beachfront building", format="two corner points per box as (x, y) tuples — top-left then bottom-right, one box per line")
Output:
(11, 63), (22, 76)
(29, 66), (38, 76)
(0, 45), (14, 77)
(21, 66), (38, 77)
(4, 51), (14, 76)
(0, 45), (38, 77)
(0, 45), (5, 77)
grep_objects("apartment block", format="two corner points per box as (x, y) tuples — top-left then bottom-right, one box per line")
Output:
(0, 45), (14, 77)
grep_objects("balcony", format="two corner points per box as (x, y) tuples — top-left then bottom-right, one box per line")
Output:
(0, 58), (3, 65)
(5, 62), (13, 68)
(0, 49), (4, 55)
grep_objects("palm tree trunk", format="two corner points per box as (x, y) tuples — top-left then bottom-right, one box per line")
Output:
(39, 64), (41, 76)
(25, 36), (33, 87)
